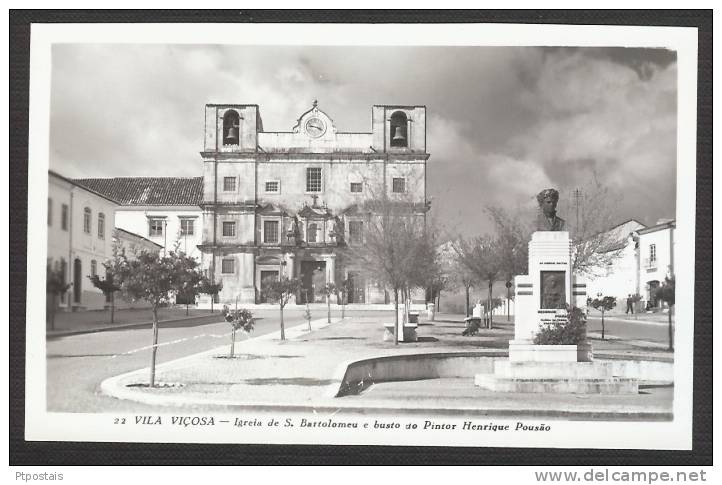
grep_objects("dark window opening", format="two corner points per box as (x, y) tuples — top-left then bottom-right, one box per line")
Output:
(392, 177), (406, 193)
(223, 110), (240, 146)
(222, 221), (236, 237)
(350, 182), (363, 193)
(264, 220), (279, 244)
(306, 167), (322, 192)
(390, 111), (408, 148)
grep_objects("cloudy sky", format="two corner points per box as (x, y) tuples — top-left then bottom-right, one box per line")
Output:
(49, 44), (677, 236)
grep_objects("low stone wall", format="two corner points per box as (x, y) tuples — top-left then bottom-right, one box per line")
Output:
(335, 352), (673, 397)
(336, 352), (506, 396)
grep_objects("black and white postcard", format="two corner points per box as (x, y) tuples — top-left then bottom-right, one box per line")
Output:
(21, 20), (702, 452)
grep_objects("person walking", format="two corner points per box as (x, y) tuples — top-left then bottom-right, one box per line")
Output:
(626, 294), (634, 314)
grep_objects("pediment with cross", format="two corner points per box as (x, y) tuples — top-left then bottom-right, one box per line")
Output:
(297, 204), (333, 220)
(291, 100), (337, 141)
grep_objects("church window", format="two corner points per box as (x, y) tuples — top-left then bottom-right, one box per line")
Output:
(307, 223), (318, 243)
(263, 220), (280, 244)
(91, 260), (97, 277)
(180, 218), (194, 236)
(223, 177), (236, 192)
(348, 220), (364, 246)
(392, 177), (406, 193)
(265, 180), (280, 193)
(649, 244), (657, 263)
(222, 221), (236, 237)
(221, 258), (235, 274)
(350, 182), (363, 193)
(306, 167), (322, 192)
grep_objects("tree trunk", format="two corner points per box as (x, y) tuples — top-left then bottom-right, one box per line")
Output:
(186, 302), (189, 316)
(150, 306), (159, 388)
(601, 312), (605, 340)
(230, 328), (236, 358)
(394, 288), (399, 346)
(341, 294), (345, 319)
(49, 293), (57, 331)
(487, 283), (493, 329)
(668, 305), (673, 351)
(507, 286), (511, 322)
(210, 295), (214, 314)
(327, 295), (331, 324)
(465, 286), (470, 317)
(279, 304), (285, 341)
(110, 292), (115, 324)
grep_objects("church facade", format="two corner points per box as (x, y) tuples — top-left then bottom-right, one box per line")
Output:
(199, 102), (429, 304)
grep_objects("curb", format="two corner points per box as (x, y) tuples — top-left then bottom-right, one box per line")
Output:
(47, 313), (226, 337)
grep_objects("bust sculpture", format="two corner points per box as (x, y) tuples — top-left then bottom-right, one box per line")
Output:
(536, 188), (566, 231)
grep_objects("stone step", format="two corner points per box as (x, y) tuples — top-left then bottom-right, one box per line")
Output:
(474, 374), (638, 394)
(493, 361), (616, 380)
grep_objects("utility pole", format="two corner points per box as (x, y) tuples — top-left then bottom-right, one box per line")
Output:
(572, 188), (584, 232)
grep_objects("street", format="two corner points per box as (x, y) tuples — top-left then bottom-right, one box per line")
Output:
(586, 315), (673, 344)
(46, 309), (391, 413)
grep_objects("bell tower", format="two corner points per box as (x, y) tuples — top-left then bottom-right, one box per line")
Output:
(371, 105), (427, 153)
(203, 104), (263, 153)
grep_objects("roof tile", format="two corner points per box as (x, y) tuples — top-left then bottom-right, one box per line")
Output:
(72, 177), (203, 206)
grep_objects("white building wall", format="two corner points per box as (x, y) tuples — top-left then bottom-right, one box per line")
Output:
(638, 226), (675, 305)
(63, 184), (117, 310)
(586, 238), (638, 302)
(114, 207), (203, 261)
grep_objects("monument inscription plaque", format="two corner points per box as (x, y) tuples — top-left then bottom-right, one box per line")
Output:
(540, 270), (566, 309)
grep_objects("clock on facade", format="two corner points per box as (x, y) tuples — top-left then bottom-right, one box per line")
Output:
(305, 117), (326, 138)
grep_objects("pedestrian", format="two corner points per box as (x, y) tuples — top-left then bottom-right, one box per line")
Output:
(626, 294), (634, 315)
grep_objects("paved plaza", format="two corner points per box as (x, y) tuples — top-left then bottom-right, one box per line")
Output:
(98, 312), (674, 419)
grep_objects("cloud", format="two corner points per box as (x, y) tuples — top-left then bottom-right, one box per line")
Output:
(49, 45), (677, 234)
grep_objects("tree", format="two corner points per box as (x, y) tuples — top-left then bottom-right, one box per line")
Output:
(222, 301), (254, 357)
(567, 176), (628, 275)
(116, 249), (203, 387)
(199, 277), (223, 314)
(453, 235), (502, 329)
(319, 282), (337, 324)
(487, 206), (531, 321)
(303, 303), (313, 331)
(589, 295), (617, 340)
(263, 277), (301, 341)
(46, 264), (70, 330)
(337, 278), (350, 319)
(349, 196), (432, 345)
(88, 272), (121, 323)
(654, 276), (675, 351)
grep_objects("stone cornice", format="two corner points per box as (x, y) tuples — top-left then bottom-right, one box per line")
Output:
(200, 151), (430, 161)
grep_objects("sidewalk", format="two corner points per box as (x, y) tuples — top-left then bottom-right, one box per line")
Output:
(47, 307), (225, 337)
(101, 313), (673, 418)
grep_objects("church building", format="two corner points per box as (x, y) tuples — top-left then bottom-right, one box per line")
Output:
(199, 101), (430, 304)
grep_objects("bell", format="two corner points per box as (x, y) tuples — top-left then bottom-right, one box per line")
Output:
(392, 126), (406, 142)
(226, 125), (238, 142)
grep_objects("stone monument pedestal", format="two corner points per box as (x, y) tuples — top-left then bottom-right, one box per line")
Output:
(475, 230), (636, 394)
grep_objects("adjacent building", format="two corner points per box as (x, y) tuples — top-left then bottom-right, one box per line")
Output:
(199, 101), (429, 304)
(47, 170), (119, 311)
(636, 219), (676, 308)
(72, 177), (204, 261)
(585, 218), (675, 310)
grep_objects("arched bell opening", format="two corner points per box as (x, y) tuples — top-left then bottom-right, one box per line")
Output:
(390, 111), (408, 148)
(222, 110), (240, 146)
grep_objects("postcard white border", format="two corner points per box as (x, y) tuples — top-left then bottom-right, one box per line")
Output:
(25, 22), (698, 449)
